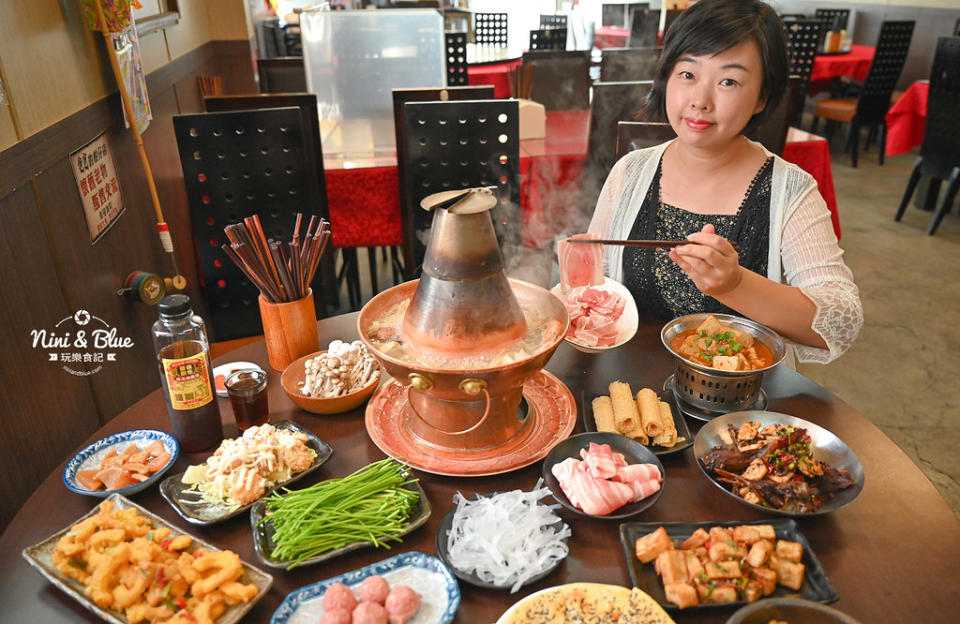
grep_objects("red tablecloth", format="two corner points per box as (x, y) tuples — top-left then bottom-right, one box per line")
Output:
(808, 44), (875, 94)
(323, 115), (841, 251)
(782, 129), (841, 239)
(885, 80), (928, 157)
(467, 60), (522, 99)
(594, 26), (629, 49)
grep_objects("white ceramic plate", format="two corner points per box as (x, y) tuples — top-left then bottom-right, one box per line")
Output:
(550, 277), (639, 353)
(62, 429), (179, 498)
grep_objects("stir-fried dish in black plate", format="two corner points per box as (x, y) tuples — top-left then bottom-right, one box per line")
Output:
(700, 422), (856, 513)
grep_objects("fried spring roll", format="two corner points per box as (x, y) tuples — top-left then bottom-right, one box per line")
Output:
(652, 401), (678, 447)
(636, 388), (663, 437)
(592, 396), (617, 434)
(609, 381), (643, 439)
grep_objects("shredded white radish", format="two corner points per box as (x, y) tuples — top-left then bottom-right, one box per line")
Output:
(446, 480), (571, 593)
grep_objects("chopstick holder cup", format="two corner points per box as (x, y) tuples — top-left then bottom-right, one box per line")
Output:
(259, 288), (320, 371)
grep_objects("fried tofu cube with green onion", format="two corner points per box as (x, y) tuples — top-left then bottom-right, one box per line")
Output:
(635, 527), (674, 564)
(705, 559), (742, 579)
(655, 550), (689, 585)
(704, 585), (739, 604)
(751, 567), (778, 595)
(775, 539), (803, 562)
(681, 527), (709, 550)
(665, 583), (699, 609)
(769, 555), (805, 590)
(745, 539), (774, 568)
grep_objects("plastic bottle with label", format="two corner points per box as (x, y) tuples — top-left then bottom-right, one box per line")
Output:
(152, 294), (223, 452)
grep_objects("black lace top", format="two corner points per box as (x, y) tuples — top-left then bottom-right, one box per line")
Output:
(622, 157), (773, 319)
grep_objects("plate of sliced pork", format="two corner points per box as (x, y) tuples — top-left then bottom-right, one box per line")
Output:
(554, 234), (638, 353)
(543, 433), (665, 520)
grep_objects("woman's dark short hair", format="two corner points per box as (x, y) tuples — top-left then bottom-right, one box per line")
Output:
(640, 0), (788, 132)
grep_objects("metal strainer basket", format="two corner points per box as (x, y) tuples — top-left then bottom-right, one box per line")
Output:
(661, 313), (786, 413)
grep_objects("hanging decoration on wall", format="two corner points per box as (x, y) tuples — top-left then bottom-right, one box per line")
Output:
(70, 132), (126, 244)
(82, 0), (186, 292)
(111, 21), (152, 133)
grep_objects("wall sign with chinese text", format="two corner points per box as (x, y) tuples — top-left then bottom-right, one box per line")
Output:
(71, 133), (126, 243)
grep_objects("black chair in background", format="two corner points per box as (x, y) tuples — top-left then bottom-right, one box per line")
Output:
(745, 75), (801, 156)
(954, 17), (960, 37)
(784, 20), (824, 126)
(582, 81), (654, 214)
(895, 37), (960, 235)
(615, 121), (676, 160)
(257, 18), (287, 57)
(257, 57), (307, 93)
(602, 2), (648, 29)
(397, 99), (521, 277)
(201, 93), (341, 310)
(540, 14), (567, 30)
(599, 47), (661, 82)
(445, 32), (469, 86)
(811, 20), (915, 167)
(663, 9), (683, 38)
(522, 50), (591, 110)
(529, 28), (567, 51)
(475, 12), (508, 46)
(628, 7), (658, 47)
(815, 8), (850, 32)
(779, 14), (810, 22)
(173, 107), (330, 340)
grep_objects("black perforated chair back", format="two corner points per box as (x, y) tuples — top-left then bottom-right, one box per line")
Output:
(522, 50), (591, 110)
(529, 28), (567, 51)
(616, 121), (676, 159)
(475, 13), (508, 46)
(257, 57), (307, 94)
(600, 47), (661, 82)
(663, 9), (682, 38)
(784, 20), (823, 88)
(745, 75), (801, 156)
(173, 108), (330, 340)
(398, 100), (520, 278)
(445, 32), (469, 86)
(855, 21), (914, 123)
(628, 8), (658, 48)
(954, 17), (960, 37)
(920, 37), (960, 181)
(540, 14), (567, 30)
(815, 8), (850, 32)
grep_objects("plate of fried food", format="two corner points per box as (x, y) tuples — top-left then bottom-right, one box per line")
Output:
(22, 493), (272, 624)
(620, 520), (837, 612)
(694, 411), (864, 516)
(62, 429), (179, 498)
(495, 582), (675, 624)
(160, 420), (332, 525)
(583, 381), (692, 456)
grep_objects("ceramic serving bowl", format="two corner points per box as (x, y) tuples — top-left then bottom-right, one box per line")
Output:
(62, 429), (179, 498)
(550, 277), (639, 353)
(726, 597), (862, 624)
(281, 350), (380, 415)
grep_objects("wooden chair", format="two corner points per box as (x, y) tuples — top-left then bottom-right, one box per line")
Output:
(599, 47), (661, 82)
(895, 36), (960, 235)
(474, 12), (508, 46)
(628, 7), (658, 48)
(616, 121), (676, 160)
(172, 107), (330, 340)
(784, 20), (824, 126)
(521, 50), (591, 110)
(257, 57), (307, 94)
(201, 93), (339, 310)
(745, 75), (801, 156)
(811, 20), (915, 167)
(392, 86), (495, 279)
(397, 99), (520, 277)
(445, 32), (469, 86)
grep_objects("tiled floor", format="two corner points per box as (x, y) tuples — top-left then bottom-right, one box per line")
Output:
(320, 137), (960, 521)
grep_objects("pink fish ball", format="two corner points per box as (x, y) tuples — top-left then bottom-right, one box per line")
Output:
(353, 601), (389, 624)
(319, 608), (352, 624)
(384, 585), (422, 624)
(322, 582), (357, 612)
(357, 575), (391, 604)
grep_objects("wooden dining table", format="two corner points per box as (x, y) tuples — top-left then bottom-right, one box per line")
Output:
(3, 312), (959, 623)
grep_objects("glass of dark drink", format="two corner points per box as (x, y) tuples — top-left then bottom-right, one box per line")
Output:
(225, 369), (269, 431)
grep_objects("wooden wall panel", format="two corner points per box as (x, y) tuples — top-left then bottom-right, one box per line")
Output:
(0, 185), (101, 532)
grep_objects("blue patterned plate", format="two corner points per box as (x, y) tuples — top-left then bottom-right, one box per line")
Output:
(271, 552), (460, 624)
(62, 429), (179, 498)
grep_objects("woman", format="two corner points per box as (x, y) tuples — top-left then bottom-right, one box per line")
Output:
(588, 0), (861, 364)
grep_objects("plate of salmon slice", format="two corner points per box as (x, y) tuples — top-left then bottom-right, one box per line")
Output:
(62, 429), (179, 498)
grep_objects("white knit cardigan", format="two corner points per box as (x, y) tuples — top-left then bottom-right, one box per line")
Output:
(587, 140), (862, 364)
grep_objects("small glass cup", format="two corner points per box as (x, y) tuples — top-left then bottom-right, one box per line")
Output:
(225, 369), (269, 431)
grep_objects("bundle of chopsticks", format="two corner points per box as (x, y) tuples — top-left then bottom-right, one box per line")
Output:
(508, 63), (535, 100)
(222, 214), (330, 303)
(197, 75), (223, 97)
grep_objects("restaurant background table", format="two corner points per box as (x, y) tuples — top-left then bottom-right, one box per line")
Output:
(320, 111), (842, 250)
(594, 25), (630, 49)
(885, 80), (929, 157)
(809, 45), (875, 94)
(3, 313), (959, 623)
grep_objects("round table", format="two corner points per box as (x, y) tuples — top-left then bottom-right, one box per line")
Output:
(3, 313), (959, 623)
